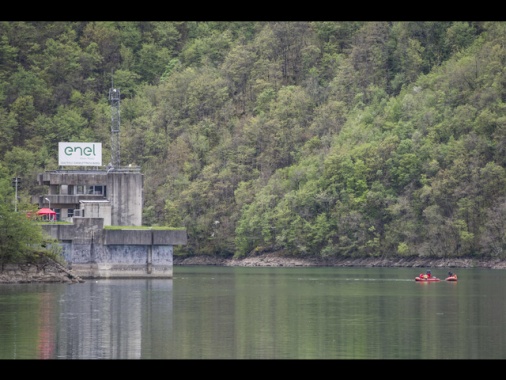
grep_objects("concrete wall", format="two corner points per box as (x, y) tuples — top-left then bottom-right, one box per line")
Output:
(80, 202), (112, 225)
(41, 221), (186, 279)
(104, 229), (187, 245)
(107, 172), (143, 226)
(41, 171), (108, 186)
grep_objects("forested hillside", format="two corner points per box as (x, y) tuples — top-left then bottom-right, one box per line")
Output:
(2, 21), (506, 261)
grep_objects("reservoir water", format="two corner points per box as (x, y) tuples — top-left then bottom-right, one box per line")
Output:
(0, 266), (505, 359)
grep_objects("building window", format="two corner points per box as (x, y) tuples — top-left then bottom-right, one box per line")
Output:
(68, 208), (74, 218)
(77, 185), (85, 194)
(87, 185), (104, 195)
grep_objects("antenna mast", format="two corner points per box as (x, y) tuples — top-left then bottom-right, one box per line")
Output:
(109, 77), (121, 169)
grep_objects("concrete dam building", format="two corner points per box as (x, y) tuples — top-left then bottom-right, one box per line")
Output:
(34, 166), (187, 279)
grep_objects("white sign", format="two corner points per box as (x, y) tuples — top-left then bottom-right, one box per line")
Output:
(58, 142), (102, 166)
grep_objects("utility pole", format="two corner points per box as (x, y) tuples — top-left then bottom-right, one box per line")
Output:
(12, 176), (20, 212)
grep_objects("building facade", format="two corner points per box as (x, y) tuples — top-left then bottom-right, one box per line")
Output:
(34, 166), (186, 279)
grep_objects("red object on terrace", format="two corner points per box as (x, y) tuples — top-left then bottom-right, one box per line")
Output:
(36, 208), (56, 221)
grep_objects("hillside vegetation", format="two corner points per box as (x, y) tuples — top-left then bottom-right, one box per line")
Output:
(1, 21), (506, 262)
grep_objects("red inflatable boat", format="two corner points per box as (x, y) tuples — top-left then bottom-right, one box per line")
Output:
(415, 276), (441, 282)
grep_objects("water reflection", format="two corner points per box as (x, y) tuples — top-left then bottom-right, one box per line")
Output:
(0, 280), (173, 360)
(57, 280), (173, 359)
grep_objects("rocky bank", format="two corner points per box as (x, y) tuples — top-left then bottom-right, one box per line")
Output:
(173, 253), (506, 269)
(0, 259), (84, 284)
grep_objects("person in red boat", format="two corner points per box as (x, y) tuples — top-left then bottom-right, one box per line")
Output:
(418, 270), (431, 279)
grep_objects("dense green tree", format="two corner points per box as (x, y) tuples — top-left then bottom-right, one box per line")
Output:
(0, 164), (59, 268)
(3, 21), (506, 263)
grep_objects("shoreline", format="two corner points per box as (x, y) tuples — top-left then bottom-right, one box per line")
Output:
(173, 253), (506, 269)
(2, 253), (506, 284)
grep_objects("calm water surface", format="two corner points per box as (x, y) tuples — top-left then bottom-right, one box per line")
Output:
(0, 266), (505, 359)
